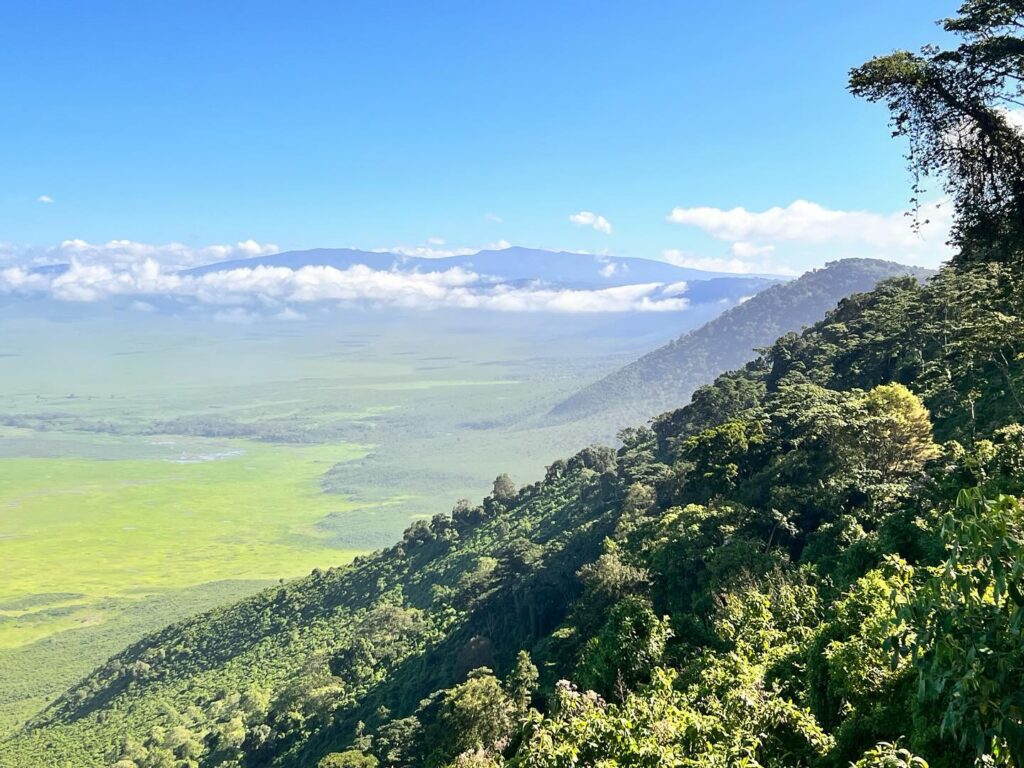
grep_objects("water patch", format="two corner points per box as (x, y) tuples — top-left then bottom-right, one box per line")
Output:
(164, 448), (245, 464)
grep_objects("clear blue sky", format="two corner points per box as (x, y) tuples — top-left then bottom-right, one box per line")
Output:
(1, 1), (959, 273)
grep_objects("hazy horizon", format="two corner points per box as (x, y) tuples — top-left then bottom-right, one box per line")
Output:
(3, 1), (961, 280)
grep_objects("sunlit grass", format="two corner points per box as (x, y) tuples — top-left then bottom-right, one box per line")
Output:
(0, 436), (369, 648)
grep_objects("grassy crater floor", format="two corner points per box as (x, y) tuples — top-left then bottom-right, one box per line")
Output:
(0, 432), (371, 732)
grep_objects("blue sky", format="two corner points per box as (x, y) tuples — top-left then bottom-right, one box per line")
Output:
(2, 1), (960, 274)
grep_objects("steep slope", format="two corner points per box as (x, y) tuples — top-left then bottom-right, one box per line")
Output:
(551, 258), (931, 425)
(5, 259), (1023, 768)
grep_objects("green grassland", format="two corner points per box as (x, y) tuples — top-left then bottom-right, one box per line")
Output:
(0, 432), (371, 732)
(0, 433), (369, 648)
(0, 307), (666, 734)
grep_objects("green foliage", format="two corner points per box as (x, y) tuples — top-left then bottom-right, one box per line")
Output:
(851, 742), (929, 768)
(516, 664), (834, 768)
(575, 596), (671, 697)
(373, 716), (422, 768)
(805, 566), (916, 761)
(319, 750), (378, 768)
(446, 750), (505, 768)
(850, 2), (1024, 256)
(681, 419), (767, 501)
(848, 384), (941, 481)
(505, 652), (539, 713)
(894, 490), (1024, 764)
(513, 669), (721, 767)
(435, 669), (515, 761)
(576, 541), (649, 603)
(491, 474), (517, 502)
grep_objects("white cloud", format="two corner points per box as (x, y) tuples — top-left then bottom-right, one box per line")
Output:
(569, 211), (613, 235)
(484, 212), (503, 223)
(36, 238), (280, 271)
(462, 282), (686, 313)
(661, 280), (688, 296)
(0, 244), (689, 314)
(49, 258), (185, 302)
(598, 262), (618, 278)
(0, 266), (51, 293)
(662, 249), (799, 276)
(427, 237), (445, 245)
(730, 242), (775, 258)
(37, 195), (54, 204)
(666, 199), (951, 252)
(659, 249), (786, 276)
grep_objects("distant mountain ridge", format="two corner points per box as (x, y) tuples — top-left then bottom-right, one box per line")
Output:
(182, 246), (784, 291)
(551, 258), (933, 425)
(19, 248), (782, 315)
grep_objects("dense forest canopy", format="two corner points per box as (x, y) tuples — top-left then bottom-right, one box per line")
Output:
(5, 2), (1024, 767)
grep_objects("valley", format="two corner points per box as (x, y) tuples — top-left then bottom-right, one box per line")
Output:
(4, 1), (1021, 763)
(0, 300), (717, 734)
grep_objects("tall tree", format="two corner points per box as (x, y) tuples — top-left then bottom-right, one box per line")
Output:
(850, 1), (1024, 260)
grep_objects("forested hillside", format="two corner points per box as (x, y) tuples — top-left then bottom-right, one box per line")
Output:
(5, 2), (1024, 767)
(550, 258), (931, 425)
(8, 242), (1023, 768)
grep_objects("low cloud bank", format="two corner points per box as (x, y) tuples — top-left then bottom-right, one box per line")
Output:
(0, 246), (690, 315)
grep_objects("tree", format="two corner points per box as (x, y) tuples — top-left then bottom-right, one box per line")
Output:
(622, 481), (655, 516)
(512, 667), (831, 767)
(849, 1), (1024, 258)
(491, 474), (516, 501)
(438, 669), (515, 757)
(851, 742), (929, 768)
(505, 651), (539, 712)
(402, 519), (433, 548)
(851, 383), (941, 482)
(575, 596), (671, 697)
(616, 482), (657, 536)
(680, 419), (766, 500)
(319, 751), (379, 768)
(893, 490), (1024, 764)
(373, 716), (423, 768)
(452, 498), (485, 530)
(805, 566), (914, 756)
(446, 750), (505, 768)
(513, 670), (718, 767)
(576, 541), (649, 603)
